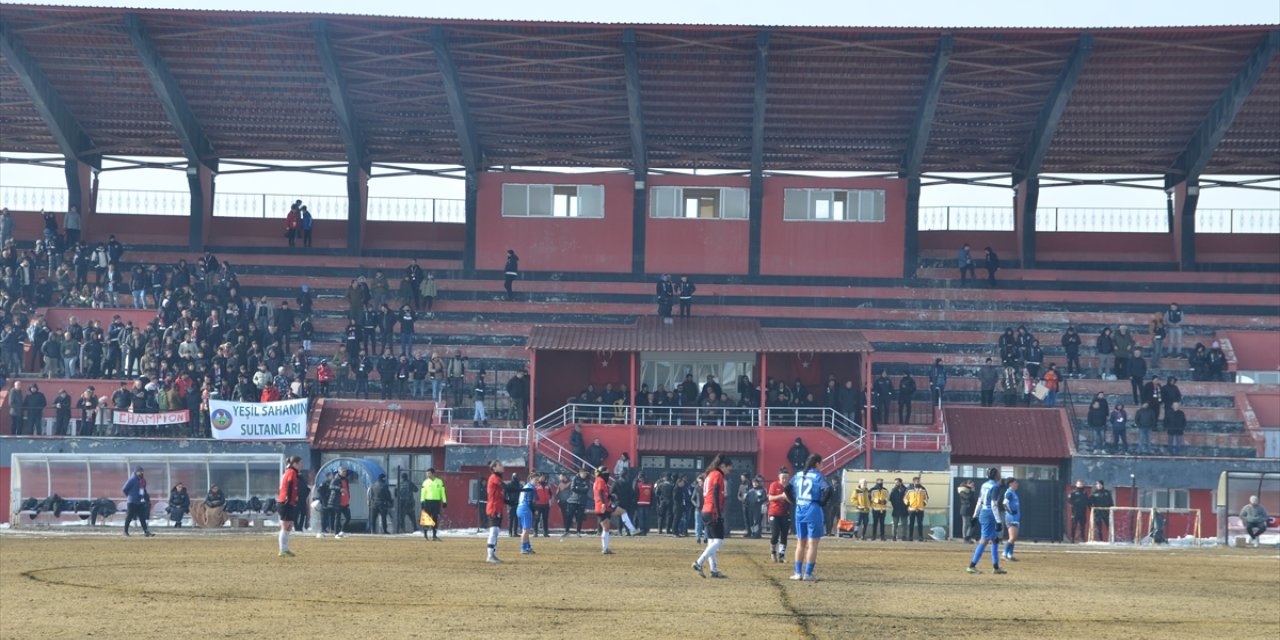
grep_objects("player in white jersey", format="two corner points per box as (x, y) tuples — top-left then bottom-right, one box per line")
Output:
(967, 467), (1007, 574)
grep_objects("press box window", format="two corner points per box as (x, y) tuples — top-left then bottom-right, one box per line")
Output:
(1137, 488), (1190, 510)
(649, 186), (748, 219)
(502, 184), (605, 218)
(782, 188), (885, 222)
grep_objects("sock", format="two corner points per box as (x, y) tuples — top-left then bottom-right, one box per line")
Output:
(1006, 541), (1015, 556)
(279, 530), (288, 552)
(805, 562), (815, 576)
(697, 540), (715, 566)
(487, 526), (500, 556)
(971, 541), (987, 566)
(795, 560), (803, 575)
(990, 542), (1001, 566)
(621, 513), (636, 533)
(602, 530), (610, 551)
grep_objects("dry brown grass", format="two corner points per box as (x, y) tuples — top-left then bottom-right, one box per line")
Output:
(1, 530), (1277, 639)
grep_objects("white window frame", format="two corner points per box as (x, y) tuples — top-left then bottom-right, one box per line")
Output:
(649, 186), (748, 220)
(1137, 488), (1190, 510)
(502, 183), (605, 218)
(782, 188), (886, 222)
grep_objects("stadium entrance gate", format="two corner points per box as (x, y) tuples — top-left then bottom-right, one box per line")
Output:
(953, 476), (1064, 542)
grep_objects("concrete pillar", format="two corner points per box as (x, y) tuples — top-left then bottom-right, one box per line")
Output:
(1014, 178), (1039, 267)
(1172, 179), (1199, 271)
(346, 161), (369, 255)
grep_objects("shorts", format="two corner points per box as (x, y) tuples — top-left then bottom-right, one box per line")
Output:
(486, 514), (503, 528)
(795, 516), (824, 540)
(1005, 520), (1020, 529)
(278, 504), (296, 522)
(701, 513), (725, 539)
(518, 510), (533, 531)
(978, 511), (998, 540)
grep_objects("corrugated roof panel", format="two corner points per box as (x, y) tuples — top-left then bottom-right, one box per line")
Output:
(638, 426), (757, 454)
(313, 403), (447, 451)
(945, 406), (1073, 461)
(527, 317), (872, 353)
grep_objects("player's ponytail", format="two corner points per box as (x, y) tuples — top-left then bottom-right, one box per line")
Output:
(803, 453), (823, 472)
(705, 454), (733, 474)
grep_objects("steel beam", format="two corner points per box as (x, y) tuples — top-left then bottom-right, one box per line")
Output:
(1166, 30), (1280, 189)
(622, 29), (648, 274)
(314, 19), (367, 168)
(747, 31), (770, 277)
(125, 14), (215, 170)
(901, 35), (953, 179)
(430, 25), (482, 174)
(1013, 33), (1093, 185)
(0, 19), (99, 169)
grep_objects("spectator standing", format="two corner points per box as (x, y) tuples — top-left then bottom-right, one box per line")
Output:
(284, 202), (301, 248)
(327, 467), (352, 537)
(1087, 395), (1108, 452)
(897, 372), (917, 423)
(656, 274), (674, 320)
(502, 249), (519, 301)
(1113, 326), (1135, 378)
(0, 208), (12, 247)
(956, 480), (976, 542)
(1148, 312), (1167, 368)
(1165, 303), (1184, 357)
(52, 388), (71, 436)
(586, 437), (609, 470)
(368, 473), (392, 534)
(1096, 327), (1115, 379)
(76, 388), (98, 437)
(395, 473), (418, 534)
(786, 437), (809, 473)
(958, 243), (976, 285)
(506, 369), (529, 424)
(24, 383), (46, 436)
(1128, 348), (1148, 404)
(472, 370), (489, 427)
(1164, 401), (1186, 456)
(370, 270), (389, 309)
(1135, 401), (1157, 454)
(420, 273), (437, 313)
(850, 479), (871, 540)
(398, 305), (415, 357)
(633, 473), (652, 535)
(929, 358), (947, 406)
(983, 247), (999, 287)
(677, 275), (696, 317)
(889, 478), (909, 541)
(1109, 403), (1129, 455)
(64, 206), (81, 245)
(1240, 496), (1270, 547)
(1042, 364), (1060, 407)
(977, 358), (998, 408)
(300, 206), (313, 247)
(1061, 326), (1082, 377)
(121, 465), (154, 537)
(872, 372), (893, 425)
(869, 479), (889, 541)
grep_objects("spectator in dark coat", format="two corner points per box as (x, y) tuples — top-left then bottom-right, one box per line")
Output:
(1128, 348), (1148, 404)
(23, 383), (47, 436)
(786, 437), (809, 472)
(586, 438), (609, 469)
(1164, 401), (1187, 456)
(167, 483), (190, 527)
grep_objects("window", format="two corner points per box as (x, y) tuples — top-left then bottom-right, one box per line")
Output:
(502, 183), (604, 218)
(650, 186), (748, 220)
(783, 188), (885, 222)
(1138, 488), (1190, 510)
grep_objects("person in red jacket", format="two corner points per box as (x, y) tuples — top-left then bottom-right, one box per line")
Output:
(634, 473), (653, 535)
(285, 201), (301, 248)
(485, 460), (505, 563)
(692, 455), (733, 578)
(261, 384), (281, 403)
(277, 455), (302, 557)
(533, 475), (553, 538)
(594, 466), (637, 555)
(767, 468), (793, 563)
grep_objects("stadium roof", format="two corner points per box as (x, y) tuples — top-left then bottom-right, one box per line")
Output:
(310, 401), (447, 451)
(0, 5), (1277, 175)
(528, 317), (874, 353)
(638, 426), (758, 454)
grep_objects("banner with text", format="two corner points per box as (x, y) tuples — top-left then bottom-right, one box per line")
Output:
(114, 410), (190, 427)
(210, 398), (309, 441)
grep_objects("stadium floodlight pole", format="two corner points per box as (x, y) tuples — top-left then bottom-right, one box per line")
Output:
(1130, 473), (1138, 539)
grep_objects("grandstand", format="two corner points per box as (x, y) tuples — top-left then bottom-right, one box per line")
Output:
(0, 7), (1277, 542)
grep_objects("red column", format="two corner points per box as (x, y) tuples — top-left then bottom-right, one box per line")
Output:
(864, 353), (873, 470)
(527, 349), (537, 469)
(629, 351), (638, 461)
(757, 353), (768, 474)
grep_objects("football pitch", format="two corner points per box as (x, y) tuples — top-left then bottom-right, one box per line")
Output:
(2, 529), (1276, 639)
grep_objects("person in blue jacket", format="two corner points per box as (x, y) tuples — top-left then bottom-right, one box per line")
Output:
(121, 466), (155, 537)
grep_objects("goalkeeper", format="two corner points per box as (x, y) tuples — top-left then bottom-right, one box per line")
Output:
(966, 467), (1007, 575)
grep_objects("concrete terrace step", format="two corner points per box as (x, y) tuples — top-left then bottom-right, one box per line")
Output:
(915, 265), (1280, 285)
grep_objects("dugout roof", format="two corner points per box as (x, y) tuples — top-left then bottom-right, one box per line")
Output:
(1, 6), (1278, 176)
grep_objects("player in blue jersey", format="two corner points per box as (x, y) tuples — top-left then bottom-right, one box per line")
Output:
(790, 453), (829, 582)
(1002, 478), (1020, 562)
(968, 467), (1007, 574)
(517, 472), (540, 555)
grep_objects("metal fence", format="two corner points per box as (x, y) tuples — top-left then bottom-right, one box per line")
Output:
(920, 206), (1015, 231)
(1196, 208), (1280, 234)
(922, 205), (1277, 234)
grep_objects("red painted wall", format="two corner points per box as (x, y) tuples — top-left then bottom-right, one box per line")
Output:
(919, 231), (1017, 258)
(542, 423), (636, 469)
(759, 177), (907, 278)
(759, 429), (852, 478)
(645, 175), (750, 276)
(365, 221), (465, 251)
(1198, 234), (1280, 263)
(1225, 331), (1280, 372)
(1037, 233), (1172, 262)
(475, 172), (634, 273)
(1101, 487), (1216, 538)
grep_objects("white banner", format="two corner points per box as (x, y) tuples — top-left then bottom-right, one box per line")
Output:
(209, 398), (309, 441)
(113, 410), (190, 427)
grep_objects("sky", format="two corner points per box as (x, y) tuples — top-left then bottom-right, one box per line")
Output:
(1, 0), (1278, 212)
